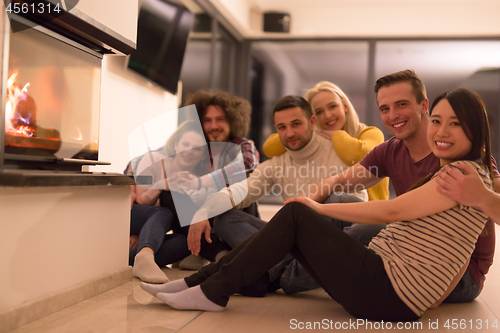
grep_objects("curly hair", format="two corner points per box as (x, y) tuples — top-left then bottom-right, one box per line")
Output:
(184, 89), (251, 139)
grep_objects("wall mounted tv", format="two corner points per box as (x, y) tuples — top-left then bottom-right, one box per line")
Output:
(128, 0), (194, 94)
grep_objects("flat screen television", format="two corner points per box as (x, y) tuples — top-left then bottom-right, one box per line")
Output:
(128, 0), (194, 94)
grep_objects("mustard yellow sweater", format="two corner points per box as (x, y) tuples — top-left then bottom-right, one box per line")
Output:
(262, 127), (389, 201)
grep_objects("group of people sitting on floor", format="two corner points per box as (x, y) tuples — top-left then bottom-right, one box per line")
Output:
(126, 69), (500, 322)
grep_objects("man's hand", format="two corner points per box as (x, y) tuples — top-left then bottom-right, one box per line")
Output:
(129, 235), (139, 250)
(436, 163), (489, 208)
(187, 219), (212, 256)
(284, 195), (323, 214)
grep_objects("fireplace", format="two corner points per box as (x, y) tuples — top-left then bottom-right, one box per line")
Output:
(5, 19), (101, 169)
(1, 0), (136, 184)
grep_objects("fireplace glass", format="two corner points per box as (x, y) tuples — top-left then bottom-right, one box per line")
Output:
(4, 21), (101, 165)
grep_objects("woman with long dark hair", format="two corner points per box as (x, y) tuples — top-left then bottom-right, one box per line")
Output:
(128, 121), (210, 283)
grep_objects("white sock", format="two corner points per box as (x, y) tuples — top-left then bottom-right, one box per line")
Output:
(133, 251), (168, 284)
(141, 279), (188, 297)
(157, 285), (225, 312)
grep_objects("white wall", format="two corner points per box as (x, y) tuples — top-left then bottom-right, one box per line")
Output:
(91, 55), (179, 174)
(287, 1), (500, 38)
(72, 0), (138, 43)
(0, 186), (130, 313)
(211, 0), (253, 35)
(213, 0), (500, 38)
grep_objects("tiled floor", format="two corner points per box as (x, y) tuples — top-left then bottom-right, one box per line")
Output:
(9, 205), (500, 333)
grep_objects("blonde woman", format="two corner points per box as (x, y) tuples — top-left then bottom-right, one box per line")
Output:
(263, 82), (389, 201)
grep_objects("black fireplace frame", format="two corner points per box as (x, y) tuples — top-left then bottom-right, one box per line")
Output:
(0, 0), (137, 186)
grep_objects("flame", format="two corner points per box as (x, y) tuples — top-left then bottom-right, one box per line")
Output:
(7, 71), (17, 87)
(5, 70), (36, 137)
(72, 126), (83, 141)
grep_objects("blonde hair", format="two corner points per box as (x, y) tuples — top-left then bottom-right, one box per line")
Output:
(304, 81), (366, 137)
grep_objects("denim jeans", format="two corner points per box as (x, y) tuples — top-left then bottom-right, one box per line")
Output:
(213, 209), (267, 248)
(129, 204), (190, 267)
(443, 271), (481, 303)
(130, 204), (173, 253)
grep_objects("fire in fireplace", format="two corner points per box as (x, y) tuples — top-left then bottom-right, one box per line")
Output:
(5, 70), (62, 155)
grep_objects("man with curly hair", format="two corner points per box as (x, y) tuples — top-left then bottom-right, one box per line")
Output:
(178, 90), (261, 267)
(186, 89), (260, 177)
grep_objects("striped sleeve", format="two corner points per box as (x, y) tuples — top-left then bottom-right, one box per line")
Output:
(369, 160), (492, 316)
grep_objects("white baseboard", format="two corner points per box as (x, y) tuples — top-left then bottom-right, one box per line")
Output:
(0, 267), (132, 333)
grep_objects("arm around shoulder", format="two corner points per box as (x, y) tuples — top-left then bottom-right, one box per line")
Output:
(480, 180), (500, 224)
(262, 133), (286, 158)
(330, 127), (385, 165)
(436, 163), (500, 223)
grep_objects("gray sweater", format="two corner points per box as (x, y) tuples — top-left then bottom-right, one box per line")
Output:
(193, 131), (367, 222)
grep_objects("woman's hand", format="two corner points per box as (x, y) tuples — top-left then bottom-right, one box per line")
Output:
(284, 195), (323, 214)
(169, 171), (197, 191)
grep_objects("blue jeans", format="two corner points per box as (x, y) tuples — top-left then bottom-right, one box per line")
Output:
(213, 210), (267, 248)
(443, 271), (481, 303)
(129, 204), (190, 267)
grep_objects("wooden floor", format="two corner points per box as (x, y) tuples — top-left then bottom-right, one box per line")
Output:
(9, 205), (500, 333)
